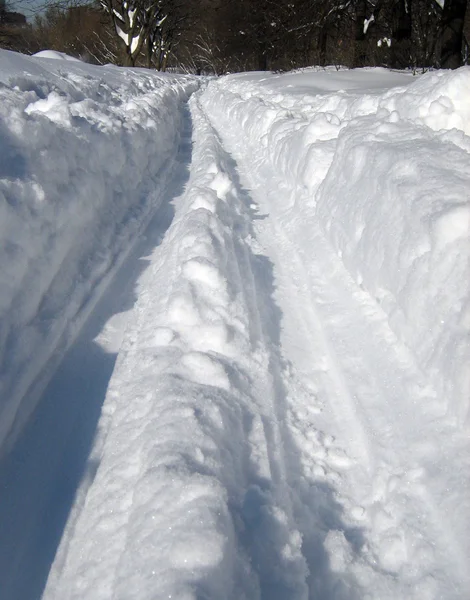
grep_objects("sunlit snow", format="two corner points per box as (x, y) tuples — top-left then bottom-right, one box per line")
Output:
(0, 51), (469, 600)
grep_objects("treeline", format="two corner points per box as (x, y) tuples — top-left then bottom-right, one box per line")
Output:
(1, 0), (469, 72)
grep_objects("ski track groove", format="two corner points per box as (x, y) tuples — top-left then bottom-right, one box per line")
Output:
(41, 105), (196, 600)
(194, 108), (372, 597)
(200, 96), (468, 598)
(190, 95), (311, 599)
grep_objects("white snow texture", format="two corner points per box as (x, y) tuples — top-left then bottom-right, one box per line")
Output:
(0, 51), (469, 600)
(0, 50), (197, 449)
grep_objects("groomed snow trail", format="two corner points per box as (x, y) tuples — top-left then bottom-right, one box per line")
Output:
(26, 68), (469, 600)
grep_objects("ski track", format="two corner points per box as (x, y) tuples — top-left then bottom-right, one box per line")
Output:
(3, 68), (468, 600)
(196, 86), (470, 599)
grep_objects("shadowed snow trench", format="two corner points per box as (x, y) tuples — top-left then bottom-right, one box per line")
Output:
(1, 68), (469, 600)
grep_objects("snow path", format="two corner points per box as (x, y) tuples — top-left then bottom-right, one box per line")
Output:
(199, 76), (470, 599)
(1, 65), (468, 600)
(209, 147), (468, 599)
(200, 76), (470, 599)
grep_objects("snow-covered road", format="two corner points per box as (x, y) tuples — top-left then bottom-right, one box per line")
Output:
(0, 54), (469, 600)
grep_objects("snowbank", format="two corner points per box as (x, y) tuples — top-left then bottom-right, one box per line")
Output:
(0, 49), (198, 452)
(203, 67), (470, 424)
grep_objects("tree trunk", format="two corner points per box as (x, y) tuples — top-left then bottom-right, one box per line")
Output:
(440, 0), (467, 68)
(391, 0), (412, 68)
(258, 49), (268, 70)
(354, 0), (368, 66)
(146, 35), (153, 68)
(122, 50), (134, 67)
(161, 47), (169, 71)
(318, 25), (328, 66)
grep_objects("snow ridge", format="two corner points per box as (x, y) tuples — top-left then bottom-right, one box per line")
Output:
(44, 92), (309, 600)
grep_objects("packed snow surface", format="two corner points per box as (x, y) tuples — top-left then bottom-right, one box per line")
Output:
(0, 55), (469, 600)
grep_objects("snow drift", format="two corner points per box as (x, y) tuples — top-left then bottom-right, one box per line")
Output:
(0, 50), (198, 452)
(203, 67), (470, 424)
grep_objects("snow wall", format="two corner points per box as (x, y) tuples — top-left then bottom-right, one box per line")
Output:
(0, 50), (198, 452)
(204, 68), (470, 425)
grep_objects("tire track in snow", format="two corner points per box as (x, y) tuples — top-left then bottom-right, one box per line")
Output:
(178, 94), (311, 600)
(214, 159), (374, 599)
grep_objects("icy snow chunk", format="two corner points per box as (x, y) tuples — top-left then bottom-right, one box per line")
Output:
(179, 351), (231, 390)
(303, 112), (341, 144)
(152, 326), (176, 346)
(209, 171), (233, 200)
(25, 91), (72, 127)
(377, 532), (408, 572)
(190, 193), (217, 212)
(182, 257), (225, 290)
(430, 205), (470, 251)
(324, 530), (353, 573)
(167, 292), (202, 327)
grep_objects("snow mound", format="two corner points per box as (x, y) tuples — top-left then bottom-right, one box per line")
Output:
(32, 50), (82, 62)
(0, 49), (198, 452)
(203, 67), (470, 424)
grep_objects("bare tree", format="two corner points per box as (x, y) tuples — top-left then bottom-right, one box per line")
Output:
(100, 0), (154, 65)
(145, 0), (191, 69)
(100, 0), (191, 68)
(184, 26), (232, 74)
(21, 0), (466, 71)
(0, 0), (28, 52)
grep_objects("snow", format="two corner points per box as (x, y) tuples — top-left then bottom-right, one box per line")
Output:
(198, 68), (470, 599)
(130, 33), (141, 55)
(201, 67), (470, 425)
(363, 15), (375, 35)
(32, 50), (83, 62)
(0, 49), (198, 452)
(377, 38), (391, 48)
(0, 50), (469, 600)
(116, 23), (130, 47)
